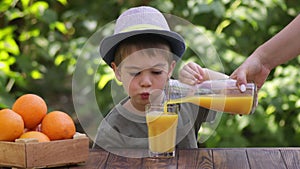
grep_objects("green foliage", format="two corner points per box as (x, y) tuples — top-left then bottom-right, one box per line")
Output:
(0, 0), (299, 147)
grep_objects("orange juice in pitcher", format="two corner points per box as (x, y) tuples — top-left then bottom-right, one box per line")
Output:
(165, 79), (257, 115)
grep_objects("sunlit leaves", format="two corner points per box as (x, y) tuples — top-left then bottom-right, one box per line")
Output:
(98, 73), (115, 90)
(19, 29), (40, 41)
(5, 8), (24, 21)
(296, 100), (300, 108)
(50, 21), (68, 34)
(21, 0), (30, 8)
(30, 70), (43, 79)
(0, 27), (20, 56)
(216, 19), (231, 34)
(0, 0), (79, 108)
(54, 54), (65, 65)
(0, 26), (15, 40)
(266, 105), (276, 115)
(187, 0), (225, 18)
(57, 0), (68, 6)
(0, 0), (15, 12)
(27, 1), (49, 17)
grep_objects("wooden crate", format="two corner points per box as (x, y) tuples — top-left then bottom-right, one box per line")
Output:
(0, 133), (89, 168)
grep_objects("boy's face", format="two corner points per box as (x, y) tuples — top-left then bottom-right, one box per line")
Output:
(112, 49), (175, 111)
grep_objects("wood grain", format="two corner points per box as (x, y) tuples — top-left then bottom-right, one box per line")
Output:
(2, 147), (300, 169)
(0, 137), (89, 168)
(26, 138), (88, 168)
(0, 141), (26, 168)
(177, 149), (213, 169)
(280, 148), (300, 169)
(69, 149), (109, 169)
(143, 155), (177, 169)
(104, 149), (144, 169)
(247, 148), (287, 169)
(213, 148), (250, 169)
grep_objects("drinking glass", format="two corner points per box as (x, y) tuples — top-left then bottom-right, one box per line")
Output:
(145, 104), (179, 158)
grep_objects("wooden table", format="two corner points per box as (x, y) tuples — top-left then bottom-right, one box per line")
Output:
(1, 148), (299, 169)
(64, 147), (300, 169)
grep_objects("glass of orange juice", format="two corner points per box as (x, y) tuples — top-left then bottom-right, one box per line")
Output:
(145, 104), (179, 158)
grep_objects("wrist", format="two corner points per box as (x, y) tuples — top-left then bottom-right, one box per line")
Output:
(252, 47), (274, 71)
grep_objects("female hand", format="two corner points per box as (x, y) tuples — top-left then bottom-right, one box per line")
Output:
(230, 54), (271, 91)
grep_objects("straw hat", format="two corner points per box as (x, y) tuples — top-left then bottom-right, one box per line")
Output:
(99, 6), (186, 67)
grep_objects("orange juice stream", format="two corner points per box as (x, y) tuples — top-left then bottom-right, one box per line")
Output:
(146, 112), (178, 153)
(165, 95), (253, 115)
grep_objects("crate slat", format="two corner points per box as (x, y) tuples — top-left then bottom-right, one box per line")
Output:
(0, 135), (89, 168)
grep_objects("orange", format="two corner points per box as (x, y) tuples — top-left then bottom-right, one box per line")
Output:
(12, 94), (47, 129)
(41, 111), (76, 140)
(19, 131), (50, 142)
(0, 109), (24, 141)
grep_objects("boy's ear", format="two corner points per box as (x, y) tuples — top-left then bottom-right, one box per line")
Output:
(111, 62), (121, 81)
(168, 60), (176, 78)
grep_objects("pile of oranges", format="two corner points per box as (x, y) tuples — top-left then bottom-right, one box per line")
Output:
(0, 94), (76, 142)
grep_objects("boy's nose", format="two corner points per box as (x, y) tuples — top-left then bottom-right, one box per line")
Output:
(140, 74), (152, 87)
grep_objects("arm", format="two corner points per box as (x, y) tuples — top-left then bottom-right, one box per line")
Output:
(230, 14), (300, 90)
(179, 62), (229, 85)
(258, 14), (300, 70)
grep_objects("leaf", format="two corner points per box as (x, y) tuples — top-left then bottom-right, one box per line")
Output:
(0, 26), (16, 40)
(54, 54), (65, 65)
(98, 73), (115, 90)
(1, 37), (20, 55)
(0, 0), (14, 12)
(21, 0), (30, 8)
(19, 29), (40, 41)
(28, 1), (49, 17)
(5, 8), (24, 21)
(31, 70), (43, 79)
(50, 21), (68, 34)
(216, 19), (231, 34)
(57, 0), (68, 6)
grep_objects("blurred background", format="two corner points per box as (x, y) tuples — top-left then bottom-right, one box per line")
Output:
(0, 0), (299, 147)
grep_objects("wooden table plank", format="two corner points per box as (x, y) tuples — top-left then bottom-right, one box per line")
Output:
(69, 149), (109, 169)
(213, 148), (250, 169)
(104, 149), (145, 169)
(247, 148), (287, 169)
(143, 156), (177, 169)
(177, 149), (213, 169)
(280, 148), (300, 169)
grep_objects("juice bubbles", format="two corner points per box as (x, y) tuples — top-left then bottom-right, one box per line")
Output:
(146, 111), (178, 153)
(166, 95), (254, 115)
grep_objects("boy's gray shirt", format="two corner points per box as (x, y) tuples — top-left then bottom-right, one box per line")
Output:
(93, 97), (213, 150)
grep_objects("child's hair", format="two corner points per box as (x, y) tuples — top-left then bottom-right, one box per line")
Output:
(114, 34), (174, 67)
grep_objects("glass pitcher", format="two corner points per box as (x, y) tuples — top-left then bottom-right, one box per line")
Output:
(165, 79), (257, 115)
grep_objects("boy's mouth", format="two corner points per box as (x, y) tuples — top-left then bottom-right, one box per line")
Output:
(140, 93), (150, 99)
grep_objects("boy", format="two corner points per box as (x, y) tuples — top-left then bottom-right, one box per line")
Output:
(93, 6), (227, 153)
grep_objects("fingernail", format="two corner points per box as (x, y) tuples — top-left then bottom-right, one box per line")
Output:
(240, 84), (246, 92)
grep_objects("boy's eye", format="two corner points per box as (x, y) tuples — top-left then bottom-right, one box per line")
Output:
(127, 69), (163, 76)
(129, 72), (141, 76)
(152, 71), (163, 75)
